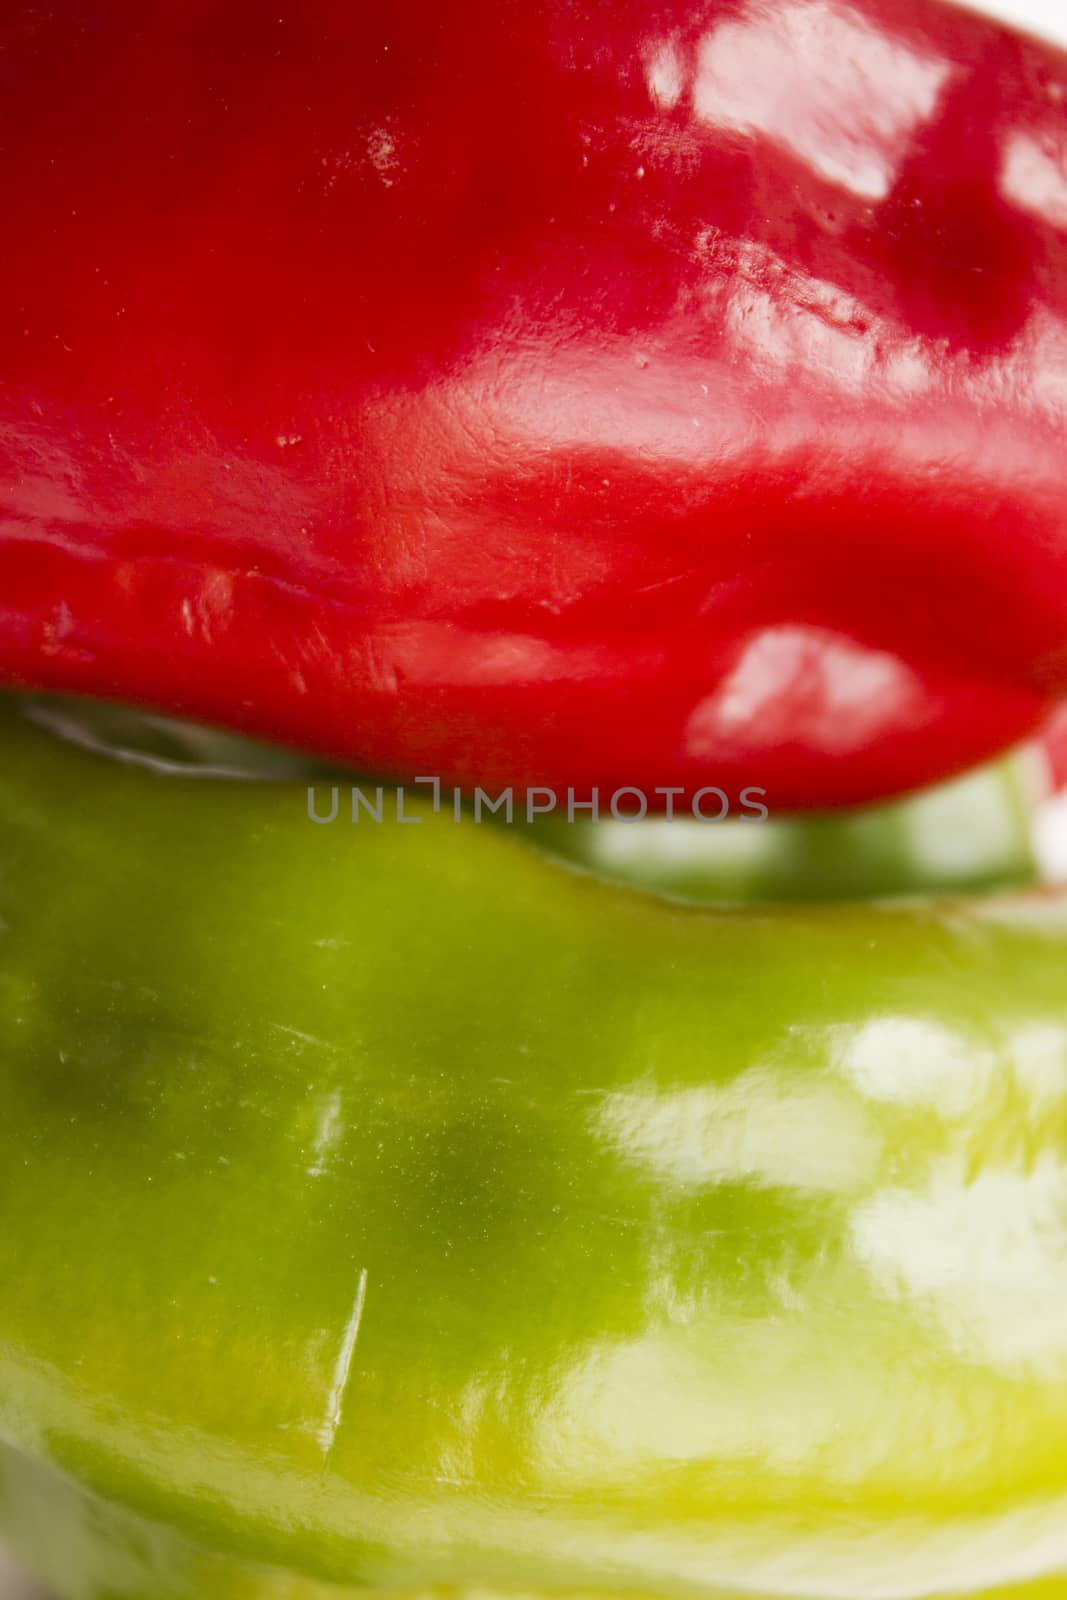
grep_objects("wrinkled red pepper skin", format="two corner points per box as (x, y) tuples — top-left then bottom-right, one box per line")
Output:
(3, 0), (1067, 806)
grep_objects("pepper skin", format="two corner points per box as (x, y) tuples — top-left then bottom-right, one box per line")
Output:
(3, 704), (1067, 1598)
(4, 0), (1067, 807)
(532, 740), (1045, 900)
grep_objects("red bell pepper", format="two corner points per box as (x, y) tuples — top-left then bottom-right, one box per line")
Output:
(3, 0), (1067, 807)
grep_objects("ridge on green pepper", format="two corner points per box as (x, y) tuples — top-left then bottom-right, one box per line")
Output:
(12, 694), (1048, 905)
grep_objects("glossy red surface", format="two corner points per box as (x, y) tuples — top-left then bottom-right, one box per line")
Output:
(3, 0), (1067, 806)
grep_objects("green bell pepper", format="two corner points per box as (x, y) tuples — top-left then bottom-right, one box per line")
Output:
(2, 703), (1067, 1599)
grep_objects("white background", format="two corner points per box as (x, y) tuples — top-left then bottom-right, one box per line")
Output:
(959, 0), (1067, 47)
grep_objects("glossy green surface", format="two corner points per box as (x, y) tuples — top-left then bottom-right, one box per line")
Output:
(2, 708), (1067, 1597)
(531, 753), (1043, 903)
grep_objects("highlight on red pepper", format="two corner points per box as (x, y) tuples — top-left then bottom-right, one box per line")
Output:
(6, 1), (1067, 1599)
